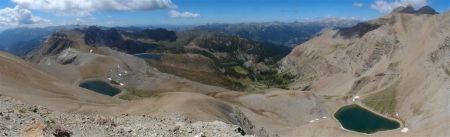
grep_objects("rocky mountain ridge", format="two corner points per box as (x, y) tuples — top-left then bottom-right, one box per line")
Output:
(393, 5), (439, 14)
(281, 7), (450, 136)
(28, 26), (294, 91)
(194, 19), (359, 47)
(0, 94), (251, 137)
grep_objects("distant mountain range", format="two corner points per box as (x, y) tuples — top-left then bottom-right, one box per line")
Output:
(0, 25), (86, 56)
(0, 19), (359, 90)
(194, 19), (359, 47)
(0, 19), (359, 57)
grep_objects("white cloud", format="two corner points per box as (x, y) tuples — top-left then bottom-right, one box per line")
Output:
(0, 6), (49, 26)
(12, 0), (176, 16)
(75, 18), (85, 25)
(371, 0), (429, 14)
(169, 10), (200, 18)
(353, 2), (364, 8)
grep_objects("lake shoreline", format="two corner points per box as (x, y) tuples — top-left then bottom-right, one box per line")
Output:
(333, 103), (403, 135)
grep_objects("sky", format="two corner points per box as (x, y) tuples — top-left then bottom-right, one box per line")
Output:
(0, 0), (449, 29)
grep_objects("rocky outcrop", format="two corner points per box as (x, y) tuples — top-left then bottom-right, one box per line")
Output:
(55, 48), (79, 65)
(228, 106), (255, 135)
(430, 37), (450, 76)
(0, 95), (250, 137)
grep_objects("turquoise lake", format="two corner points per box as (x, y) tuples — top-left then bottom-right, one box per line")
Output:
(334, 104), (401, 134)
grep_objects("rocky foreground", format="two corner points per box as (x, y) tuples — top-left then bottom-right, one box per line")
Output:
(0, 94), (251, 137)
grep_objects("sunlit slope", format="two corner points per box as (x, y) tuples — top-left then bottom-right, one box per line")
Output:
(282, 10), (450, 136)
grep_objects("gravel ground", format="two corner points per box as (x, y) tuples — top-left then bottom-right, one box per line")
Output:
(0, 94), (252, 137)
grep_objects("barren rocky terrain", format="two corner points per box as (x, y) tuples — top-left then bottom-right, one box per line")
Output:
(0, 94), (251, 137)
(281, 8), (450, 136)
(0, 6), (448, 137)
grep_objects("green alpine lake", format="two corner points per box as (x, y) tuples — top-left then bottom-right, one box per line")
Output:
(334, 104), (401, 134)
(79, 81), (121, 96)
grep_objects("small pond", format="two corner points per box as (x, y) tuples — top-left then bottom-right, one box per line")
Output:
(79, 81), (121, 96)
(135, 53), (163, 59)
(334, 104), (400, 134)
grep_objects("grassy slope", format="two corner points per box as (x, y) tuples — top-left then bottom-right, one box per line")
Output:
(362, 83), (398, 115)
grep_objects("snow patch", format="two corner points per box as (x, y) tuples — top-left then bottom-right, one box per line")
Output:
(401, 127), (409, 133)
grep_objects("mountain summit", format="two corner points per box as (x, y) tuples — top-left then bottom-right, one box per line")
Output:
(392, 5), (438, 14)
(416, 6), (439, 14)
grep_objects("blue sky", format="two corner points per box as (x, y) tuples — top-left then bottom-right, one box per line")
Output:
(0, 0), (449, 28)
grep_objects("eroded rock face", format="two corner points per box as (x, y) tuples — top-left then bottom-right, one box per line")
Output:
(56, 48), (79, 65)
(430, 37), (450, 76)
(28, 32), (73, 62)
(228, 106), (255, 135)
(335, 22), (381, 38)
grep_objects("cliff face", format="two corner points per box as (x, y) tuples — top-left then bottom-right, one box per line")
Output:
(282, 10), (450, 136)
